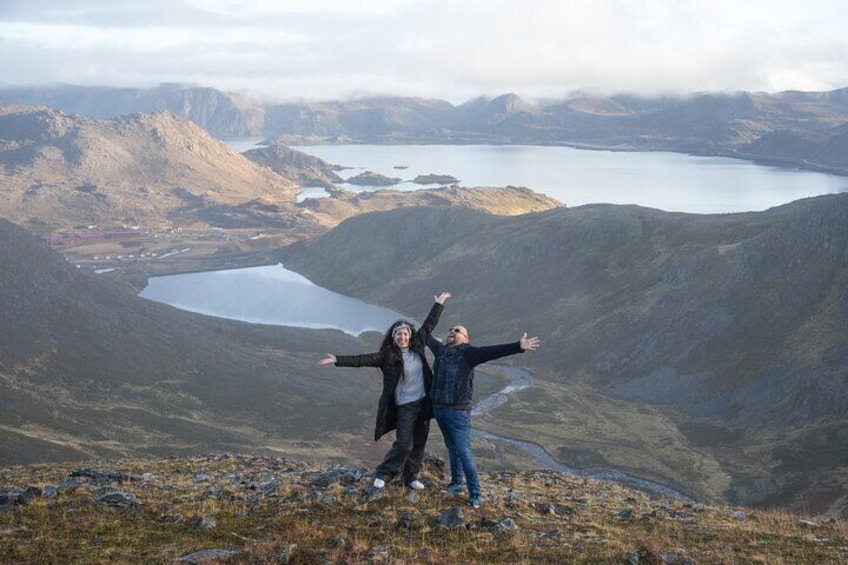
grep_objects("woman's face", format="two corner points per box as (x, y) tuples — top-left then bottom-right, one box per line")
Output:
(393, 328), (411, 348)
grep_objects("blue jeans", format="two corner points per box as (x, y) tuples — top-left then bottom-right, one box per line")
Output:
(434, 406), (479, 495)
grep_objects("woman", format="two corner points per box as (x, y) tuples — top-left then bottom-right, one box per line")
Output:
(319, 291), (451, 491)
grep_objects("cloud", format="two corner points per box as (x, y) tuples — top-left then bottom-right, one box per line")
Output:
(0, 0), (846, 103)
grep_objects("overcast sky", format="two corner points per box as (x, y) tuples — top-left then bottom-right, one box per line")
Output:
(1, 0), (846, 104)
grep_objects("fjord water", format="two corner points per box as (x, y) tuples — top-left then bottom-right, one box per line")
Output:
(140, 264), (406, 335)
(287, 143), (848, 213)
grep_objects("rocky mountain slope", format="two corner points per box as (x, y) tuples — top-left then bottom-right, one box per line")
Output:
(241, 143), (344, 187)
(2, 452), (845, 564)
(0, 104), (297, 232)
(0, 218), (380, 464)
(279, 195), (848, 515)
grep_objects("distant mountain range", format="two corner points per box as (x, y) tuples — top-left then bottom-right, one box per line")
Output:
(2, 83), (848, 173)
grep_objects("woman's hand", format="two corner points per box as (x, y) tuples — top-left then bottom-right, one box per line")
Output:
(318, 353), (337, 366)
(519, 333), (541, 351)
(434, 291), (452, 305)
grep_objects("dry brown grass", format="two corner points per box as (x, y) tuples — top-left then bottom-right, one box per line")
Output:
(1, 453), (846, 564)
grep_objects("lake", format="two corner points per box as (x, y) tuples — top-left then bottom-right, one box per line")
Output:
(140, 263), (407, 335)
(229, 139), (848, 214)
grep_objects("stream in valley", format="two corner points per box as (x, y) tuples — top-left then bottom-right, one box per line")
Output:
(473, 366), (694, 501)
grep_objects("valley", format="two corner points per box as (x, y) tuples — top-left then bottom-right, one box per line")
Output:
(1, 93), (847, 519)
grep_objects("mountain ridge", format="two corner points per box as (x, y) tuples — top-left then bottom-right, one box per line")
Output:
(4, 83), (848, 173)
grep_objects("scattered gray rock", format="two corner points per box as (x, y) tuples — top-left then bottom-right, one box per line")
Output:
(360, 485), (389, 503)
(327, 536), (346, 548)
(71, 468), (130, 484)
(494, 518), (519, 532)
(731, 510), (747, 520)
(96, 492), (142, 508)
(438, 506), (464, 529)
(537, 502), (575, 516)
(0, 486), (42, 507)
(310, 466), (364, 488)
(365, 544), (391, 559)
(276, 543), (297, 563)
(178, 548), (239, 563)
(57, 477), (84, 491)
(190, 515), (217, 530)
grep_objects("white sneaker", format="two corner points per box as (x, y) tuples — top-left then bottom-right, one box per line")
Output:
(407, 480), (425, 490)
(372, 477), (386, 489)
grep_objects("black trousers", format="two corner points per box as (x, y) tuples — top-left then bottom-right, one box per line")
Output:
(375, 398), (430, 484)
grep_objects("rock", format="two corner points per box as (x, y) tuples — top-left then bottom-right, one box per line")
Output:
(276, 543), (298, 563)
(360, 484), (389, 503)
(190, 516), (217, 530)
(310, 466), (364, 488)
(365, 545), (391, 560)
(0, 487), (42, 507)
(327, 536), (346, 548)
(178, 549), (239, 563)
(96, 492), (142, 508)
(70, 468), (130, 483)
(438, 506), (464, 529)
(617, 508), (633, 521)
(494, 518), (519, 532)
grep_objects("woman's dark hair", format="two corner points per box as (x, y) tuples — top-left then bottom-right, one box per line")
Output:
(380, 319), (417, 350)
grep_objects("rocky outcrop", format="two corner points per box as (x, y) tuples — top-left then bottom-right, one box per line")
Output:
(0, 452), (843, 563)
(241, 143), (344, 187)
(0, 105), (297, 231)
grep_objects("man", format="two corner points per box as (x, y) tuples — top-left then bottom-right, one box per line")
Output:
(427, 323), (540, 507)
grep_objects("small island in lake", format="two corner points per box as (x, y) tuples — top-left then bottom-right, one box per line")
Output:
(412, 173), (459, 185)
(345, 171), (402, 186)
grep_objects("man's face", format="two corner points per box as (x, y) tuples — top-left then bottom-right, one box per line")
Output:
(393, 328), (411, 348)
(446, 325), (469, 347)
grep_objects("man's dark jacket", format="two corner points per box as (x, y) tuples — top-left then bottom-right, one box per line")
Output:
(427, 338), (523, 410)
(334, 302), (443, 441)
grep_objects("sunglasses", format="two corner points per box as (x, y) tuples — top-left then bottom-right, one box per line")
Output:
(448, 327), (468, 337)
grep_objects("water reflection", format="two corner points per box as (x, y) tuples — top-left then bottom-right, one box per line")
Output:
(140, 264), (406, 335)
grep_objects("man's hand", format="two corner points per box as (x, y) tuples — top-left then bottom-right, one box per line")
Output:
(519, 332), (541, 351)
(318, 354), (337, 366)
